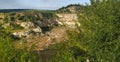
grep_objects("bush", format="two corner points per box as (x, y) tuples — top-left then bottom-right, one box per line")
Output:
(49, 0), (120, 62)
(3, 17), (8, 23)
(0, 31), (37, 62)
(78, 0), (120, 61)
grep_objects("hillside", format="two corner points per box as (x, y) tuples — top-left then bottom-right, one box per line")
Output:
(0, 4), (84, 61)
(0, 4), (83, 60)
(1, 1), (120, 61)
(0, 5), (80, 50)
(56, 4), (83, 13)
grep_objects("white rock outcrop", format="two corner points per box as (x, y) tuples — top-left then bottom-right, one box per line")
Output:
(12, 27), (42, 38)
(20, 22), (34, 29)
(12, 30), (31, 38)
(32, 27), (42, 33)
(56, 14), (80, 28)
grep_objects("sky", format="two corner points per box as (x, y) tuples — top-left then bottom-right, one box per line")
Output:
(0, 0), (90, 10)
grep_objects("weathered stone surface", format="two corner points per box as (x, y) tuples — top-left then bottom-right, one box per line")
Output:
(2, 23), (10, 28)
(12, 27), (42, 38)
(20, 22), (34, 29)
(56, 14), (80, 28)
(32, 27), (42, 33)
(33, 19), (58, 28)
(12, 30), (31, 38)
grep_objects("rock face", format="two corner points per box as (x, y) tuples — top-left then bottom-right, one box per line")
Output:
(67, 6), (77, 13)
(20, 22), (34, 29)
(12, 30), (31, 38)
(2, 23), (10, 28)
(32, 27), (42, 33)
(12, 27), (42, 38)
(12, 13), (80, 39)
(56, 14), (80, 28)
(33, 19), (58, 28)
(56, 14), (77, 21)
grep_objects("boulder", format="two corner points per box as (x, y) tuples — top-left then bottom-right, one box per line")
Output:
(32, 27), (42, 33)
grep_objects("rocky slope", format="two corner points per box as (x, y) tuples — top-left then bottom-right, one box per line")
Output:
(13, 13), (79, 50)
(0, 5), (81, 50)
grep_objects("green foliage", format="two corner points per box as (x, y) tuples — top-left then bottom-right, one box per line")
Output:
(50, 31), (88, 62)
(18, 16), (25, 20)
(78, 0), (120, 61)
(0, 31), (37, 62)
(2, 22), (24, 30)
(50, 42), (74, 62)
(49, 0), (120, 62)
(57, 4), (83, 13)
(1, 1), (120, 61)
(10, 17), (15, 21)
(0, 24), (4, 30)
(9, 12), (16, 16)
(11, 24), (24, 30)
(3, 17), (8, 23)
(41, 12), (56, 19)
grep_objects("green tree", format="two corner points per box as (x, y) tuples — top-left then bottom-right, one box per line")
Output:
(50, 0), (120, 62)
(78, 0), (120, 61)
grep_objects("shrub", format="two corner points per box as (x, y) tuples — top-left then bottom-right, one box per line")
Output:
(78, 0), (120, 61)
(0, 31), (37, 62)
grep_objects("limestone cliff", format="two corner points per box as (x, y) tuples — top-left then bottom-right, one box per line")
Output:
(56, 13), (80, 28)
